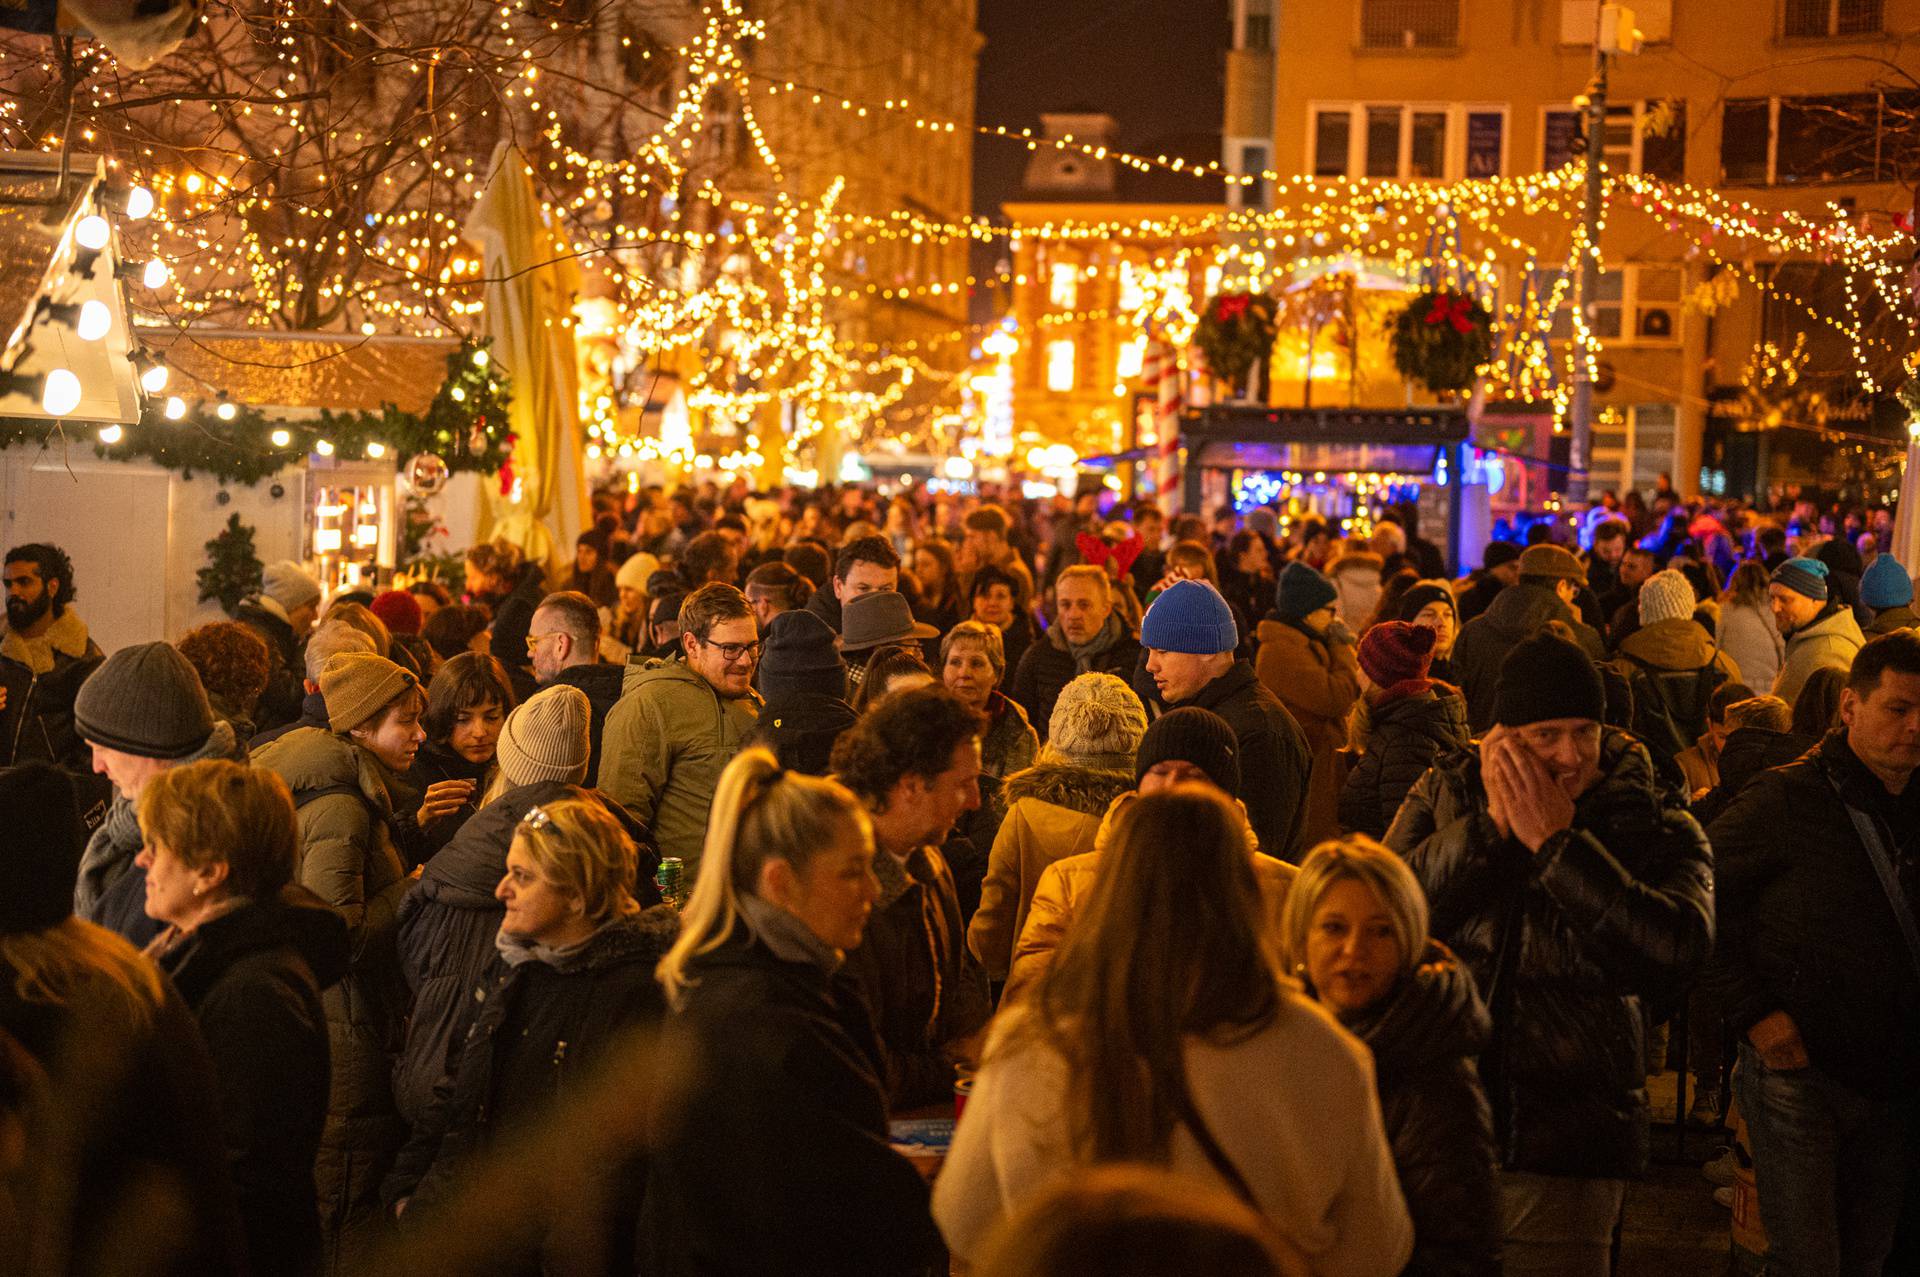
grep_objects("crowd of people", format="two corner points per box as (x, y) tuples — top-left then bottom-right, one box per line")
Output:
(0, 472), (1916, 1277)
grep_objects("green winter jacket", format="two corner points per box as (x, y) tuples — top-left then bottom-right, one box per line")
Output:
(599, 657), (760, 877)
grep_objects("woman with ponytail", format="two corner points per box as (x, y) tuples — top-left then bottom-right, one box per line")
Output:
(642, 748), (945, 1277)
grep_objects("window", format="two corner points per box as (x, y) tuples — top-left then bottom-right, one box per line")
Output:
(1117, 336), (1146, 379)
(1048, 263), (1078, 309)
(1541, 100), (1686, 179)
(1720, 92), (1899, 184)
(1783, 0), (1882, 38)
(1239, 143), (1269, 207)
(1117, 261), (1145, 312)
(1360, 0), (1460, 48)
(1311, 103), (1503, 178)
(1239, 1), (1274, 49)
(1046, 340), (1077, 392)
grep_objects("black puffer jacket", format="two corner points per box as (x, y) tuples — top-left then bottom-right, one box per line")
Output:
(1384, 730), (1713, 1178)
(1451, 583), (1606, 732)
(392, 781), (659, 1126)
(1332, 942), (1500, 1277)
(1705, 732), (1920, 1100)
(640, 923), (944, 1277)
(1006, 617), (1142, 744)
(753, 689), (858, 776)
(1338, 685), (1470, 838)
(157, 888), (350, 1276)
(549, 662), (626, 786)
(488, 562), (550, 703)
(1169, 659), (1312, 860)
(1687, 725), (1817, 828)
(383, 908), (680, 1275)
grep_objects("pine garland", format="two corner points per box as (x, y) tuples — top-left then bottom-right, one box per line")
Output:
(0, 341), (514, 487)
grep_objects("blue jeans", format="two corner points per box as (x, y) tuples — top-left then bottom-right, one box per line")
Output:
(1735, 1042), (1912, 1277)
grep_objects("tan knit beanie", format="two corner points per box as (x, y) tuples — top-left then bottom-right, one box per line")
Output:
(495, 685), (591, 786)
(319, 651), (419, 733)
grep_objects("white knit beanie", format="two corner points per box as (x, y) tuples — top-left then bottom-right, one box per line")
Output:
(1638, 569), (1697, 627)
(261, 560), (322, 612)
(616, 551), (659, 593)
(495, 685), (591, 786)
(1047, 672), (1148, 772)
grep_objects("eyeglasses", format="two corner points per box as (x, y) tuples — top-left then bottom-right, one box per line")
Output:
(525, 632), (561, 653)
(698, 637), (762, 663)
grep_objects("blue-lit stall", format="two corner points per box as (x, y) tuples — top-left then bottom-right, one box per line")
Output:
(1176, 405), (1481, 573)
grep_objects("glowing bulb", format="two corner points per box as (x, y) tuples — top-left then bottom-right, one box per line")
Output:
(74, 215), (109, 251)
(271, 428), (291, 447)
(163, 396), (185, 419)
(97, 424), (122, 444)
(365, 441), (387, 459)
(124, 186), (154, 220)
(471, 349), (489, 368)
(41, 368), (81, 415)
(314, 439), (334, 456)
(449, 386), (466, 402)
(215, 400), (237, 421)
(76, 300), (111, 342)
(142, 259), (168, 289)
(139, 361), (168, 394)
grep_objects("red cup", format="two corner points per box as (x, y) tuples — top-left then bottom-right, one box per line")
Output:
(954, 1076), (973, 1121)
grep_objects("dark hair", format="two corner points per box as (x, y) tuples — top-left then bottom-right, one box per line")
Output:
(745, 561), (812, 611)
(422, 604), (490, 662)
(963, 506), (1011, 537)
(1593, 519), (1629, 544)
(969, 563), (1019, 601)
(714, 513), (748, 535)
(1791, 666), (1846, 738)
(1708, 681), (1756, 725)
(834, 534), (901, 583)
(784, 542), (832, 589)
(650, 591), (687, 625)
(1757, 526), (1787, 552)
(422, 651), (517, 741)
(1848, 630), (1920, 699)
(912, 538), (962, 612)
(851, 645), (934, 715)
(408, 580), (452, 608)
(536, 590), (601, 646)
(830, 684), (985, 810)
(678, 581), (753, 642)
(681, 531), (737, 586)
(4, 543), (76, 611)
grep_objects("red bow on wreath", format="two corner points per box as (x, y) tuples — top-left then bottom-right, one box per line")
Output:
(1424, 293), (1476, 335)
(1215, 294), (1251, 322)
(1076, 531), (1144, 580)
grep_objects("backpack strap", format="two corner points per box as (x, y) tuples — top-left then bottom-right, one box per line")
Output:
(1172, 1080), (1260, 1210)
(293, 782), (390, 832)
(1821, 766), (1920, 982)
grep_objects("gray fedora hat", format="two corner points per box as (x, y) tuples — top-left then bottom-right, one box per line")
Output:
(839, 590), (939, 653)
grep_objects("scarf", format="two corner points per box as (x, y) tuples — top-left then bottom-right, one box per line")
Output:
(73, 719), (241, 916)
(739, 893), (843, 973)
(1059, 611), (1127, 675)
(494, 905), (638, 970)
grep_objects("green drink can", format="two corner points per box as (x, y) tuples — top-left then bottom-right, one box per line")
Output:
(655, 857), (685, 906)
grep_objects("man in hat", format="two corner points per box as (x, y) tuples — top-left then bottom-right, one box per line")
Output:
(751, 609), (856, 776)
(527, 590), (623, 786)
(1387, 631), (1712, 1277)
(838, 590), (939, 693)
(71, 642), (250, 945)
(1141, 579), (1311, 860)
(238, 559), (324, 733)
(1008, 565), (1141, 742)
(1769, 556), (1865, 706)
(601, 583), (762, 877)
(1452, 543), (1606, 732)
(1457, 540), (1523, 624)
(1861, 553), (1919, 635)
(0, 542), (105, 773)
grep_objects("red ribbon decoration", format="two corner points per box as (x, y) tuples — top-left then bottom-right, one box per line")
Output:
(1215, 294), (1251, 322)
(1076, 531), (1144, 580)
(1424, 293), (1477, 335)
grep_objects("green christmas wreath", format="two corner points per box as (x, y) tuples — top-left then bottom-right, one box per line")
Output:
(1390, 290), (1494, 395)
(1194, 292), (1279, 389)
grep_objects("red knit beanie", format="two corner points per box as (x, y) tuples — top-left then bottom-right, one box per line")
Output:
(1357, 621), (1437, 693)
(370, 588), (425, 636)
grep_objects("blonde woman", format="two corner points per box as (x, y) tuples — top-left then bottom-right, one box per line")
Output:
(383, 797), (677, 1272)
(642, 749), (944, 1277)
(1280, 836), (1499, 1277)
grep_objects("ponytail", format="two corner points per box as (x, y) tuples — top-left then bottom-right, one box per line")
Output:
(656, 747), (868, 1007)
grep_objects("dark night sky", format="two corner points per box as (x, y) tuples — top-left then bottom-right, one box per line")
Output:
(970, 0), (1232, 219)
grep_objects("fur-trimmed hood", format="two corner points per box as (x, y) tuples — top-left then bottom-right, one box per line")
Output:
(996, 757), (1134, 818)
(1, 608), (95, 675)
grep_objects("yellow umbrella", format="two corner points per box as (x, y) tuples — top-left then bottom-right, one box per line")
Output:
(464, 141), (588, 572)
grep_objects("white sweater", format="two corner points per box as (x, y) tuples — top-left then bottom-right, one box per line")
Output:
(932, 990), (1413, 1275)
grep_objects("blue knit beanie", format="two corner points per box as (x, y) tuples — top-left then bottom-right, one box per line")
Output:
(1273, 560), (1338, 622)
(1770, 556), (1829, 602)
(1142, 580), (1239, 655)
(1860, 554), (1914, 610)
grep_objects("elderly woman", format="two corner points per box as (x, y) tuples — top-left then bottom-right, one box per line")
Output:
(941, 619), (1037, 779)
(406, 652), (518, 863)
(138, 759), (350, 1275)
(383, 797), (677, 1274)
(1280, 837), (1500, 1277)
(251, 650), (427, 1271)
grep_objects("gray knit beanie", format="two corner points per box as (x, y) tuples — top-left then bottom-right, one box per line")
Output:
(1637, 569), (1697, 626)
(74, 642), (216, 759)
(1047, 672), (1148, 772)
(261, 560), (322, 612)
(495, 685), (591, 786)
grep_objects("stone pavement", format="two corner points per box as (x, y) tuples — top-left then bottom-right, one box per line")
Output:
(1618, 1071), (1737, 1277)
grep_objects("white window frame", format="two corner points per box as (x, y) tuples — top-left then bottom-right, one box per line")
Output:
(1538, 100), (1681, 175)
(1781, 0), (1884, 39)
(1306, 101), (1508, 180)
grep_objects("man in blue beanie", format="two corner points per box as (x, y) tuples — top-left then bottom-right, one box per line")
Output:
(1860, 554), (1918, 635)
(1141, 579), (1311, 859)
(1769, 557), (1864, 706)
